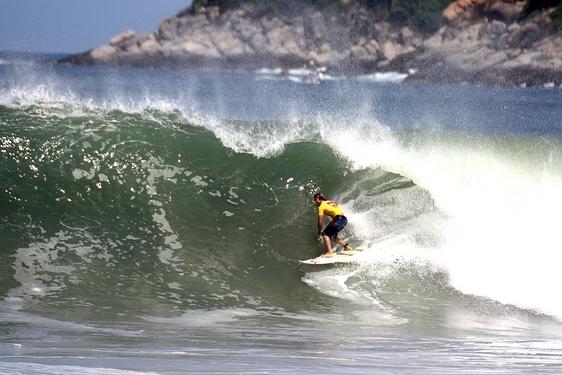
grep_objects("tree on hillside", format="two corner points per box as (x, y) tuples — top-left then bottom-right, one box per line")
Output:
(187, 0), (453, 32)
(522, 0), (561, 16)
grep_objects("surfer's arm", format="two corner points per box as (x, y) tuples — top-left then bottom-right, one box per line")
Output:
(317, 214), (324, 235)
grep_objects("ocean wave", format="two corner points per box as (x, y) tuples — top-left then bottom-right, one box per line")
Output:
(1, 78), (562, 323)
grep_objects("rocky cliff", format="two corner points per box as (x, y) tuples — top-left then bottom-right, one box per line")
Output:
(61, 1), (424, 73)
(395, 0), (562, 85)
(60, 0), (562, 86)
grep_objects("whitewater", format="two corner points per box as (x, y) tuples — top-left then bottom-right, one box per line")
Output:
(1, 55), (562, 374)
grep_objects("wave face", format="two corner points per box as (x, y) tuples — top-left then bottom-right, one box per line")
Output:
(1, 62), (562, 332)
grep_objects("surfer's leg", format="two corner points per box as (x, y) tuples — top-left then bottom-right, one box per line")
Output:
(330, 216), (350, 251)
(321, 224), (337, 256)
(336, 237), (352, 250)
(322, 234), (334, 256)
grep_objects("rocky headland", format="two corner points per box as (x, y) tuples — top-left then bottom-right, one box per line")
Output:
(59, 0), (562, 86)
(399, 0), (562, 85)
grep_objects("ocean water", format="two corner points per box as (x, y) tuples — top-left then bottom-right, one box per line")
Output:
(1, 54), (562, 374)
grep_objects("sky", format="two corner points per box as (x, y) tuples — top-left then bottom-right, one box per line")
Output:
(0, 0), (191, 54)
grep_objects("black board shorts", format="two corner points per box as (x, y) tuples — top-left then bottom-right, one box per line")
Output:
(322, 215), (348, 239)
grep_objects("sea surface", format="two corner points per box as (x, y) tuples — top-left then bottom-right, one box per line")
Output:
(1, 53), (562, 374)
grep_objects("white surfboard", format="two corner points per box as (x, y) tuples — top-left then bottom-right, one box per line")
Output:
(299, 249), (363, 265)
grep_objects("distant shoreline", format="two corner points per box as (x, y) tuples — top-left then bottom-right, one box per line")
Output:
(57, 54), (562, 88)
(56, 0), (561, 88)
(2, 50), (559, 89)
(53, 0), (562, 86)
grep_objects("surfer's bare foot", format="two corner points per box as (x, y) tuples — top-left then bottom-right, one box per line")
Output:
(343, 243), (353, 251)
(323, 252), (334, 258)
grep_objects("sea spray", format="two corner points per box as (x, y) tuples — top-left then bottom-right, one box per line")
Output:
(323, 123), (562, 319)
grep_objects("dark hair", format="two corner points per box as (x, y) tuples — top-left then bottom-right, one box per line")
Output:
(313, 192), (326, 201)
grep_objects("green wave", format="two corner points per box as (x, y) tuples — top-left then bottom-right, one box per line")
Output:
(3, 101), (561, 321)
(0, 104), (417, 317)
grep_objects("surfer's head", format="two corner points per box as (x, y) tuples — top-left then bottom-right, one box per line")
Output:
(313, 192), (325, 206)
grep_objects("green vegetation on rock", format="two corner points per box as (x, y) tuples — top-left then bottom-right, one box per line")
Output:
(522, 0), (561, 16)
(366, 0), (453, 32)
(188, 0), (452, 32)
(551, 4), (562, 29)
(521, 0), (562, 30)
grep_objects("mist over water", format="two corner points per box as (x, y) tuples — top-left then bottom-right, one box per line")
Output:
(1, 59), (562, 373)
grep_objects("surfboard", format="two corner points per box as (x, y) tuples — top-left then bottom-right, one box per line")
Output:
(299, 249), (363, 265)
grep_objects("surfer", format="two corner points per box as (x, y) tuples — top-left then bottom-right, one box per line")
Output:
(313, 193), (352, 257)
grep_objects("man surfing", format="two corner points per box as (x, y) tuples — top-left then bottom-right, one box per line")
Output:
(313, 193), (352, 257)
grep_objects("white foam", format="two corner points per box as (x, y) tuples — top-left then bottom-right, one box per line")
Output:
(323, 122), (562, 319)
(0, 75), (314, 159)
(356, 72), (408, 83)
(0, 363), (159, 375)
(143, 308), (258, 327)
(0, 83), (79, 108)
(199, 117), (308, 158)
(301, 253), (410, 326)
(0, 310), (142, 337)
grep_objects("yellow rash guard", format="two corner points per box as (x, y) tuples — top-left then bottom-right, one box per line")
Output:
(318, 200), (344, 218)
